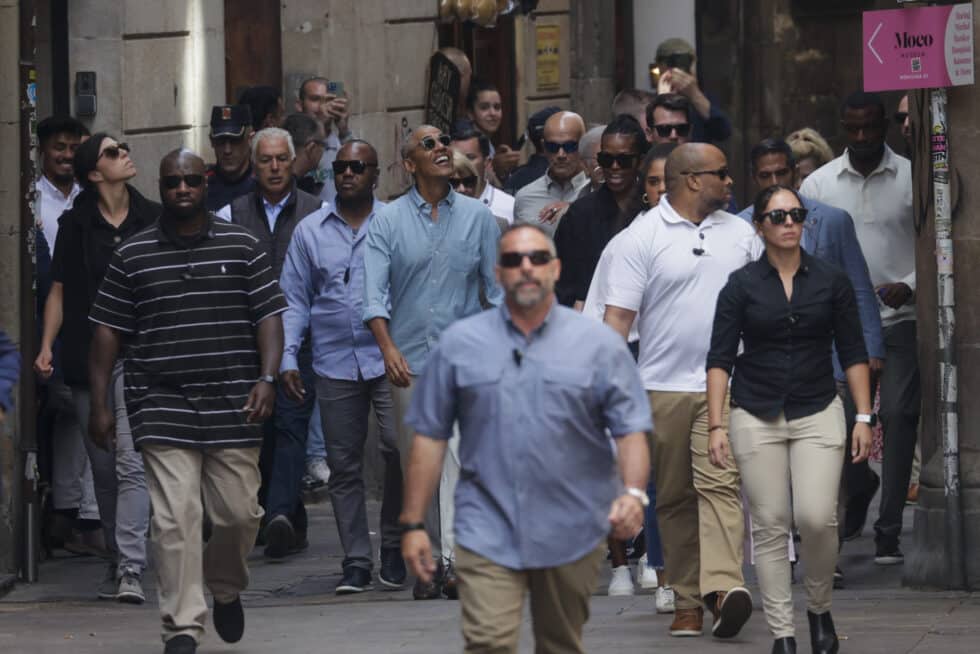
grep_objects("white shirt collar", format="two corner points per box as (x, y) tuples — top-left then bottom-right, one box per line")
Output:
(837, 144), (899, 179)
(38, 174), (80, 201)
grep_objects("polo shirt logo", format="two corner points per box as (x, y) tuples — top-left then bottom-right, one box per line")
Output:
(221, 264), (227, 274)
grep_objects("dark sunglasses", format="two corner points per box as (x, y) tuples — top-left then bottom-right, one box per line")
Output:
(499, 250), (554, 268)
(684, 167), (730, 180)
(450, 175), (478, 188)
(161, 174), (205, 189)
(98, 142), (130, 160)
(332, 160), (377, 175)
(894, 111), (908, 125)
(653, 123), (691, 138)
(419, 134), (452, 151)
(543, 140), (579, 154)
(596, 151), (638, 169)
(761, 207), (808, 225)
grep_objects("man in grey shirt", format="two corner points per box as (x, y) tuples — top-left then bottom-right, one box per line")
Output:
(400, 224), (652, 654)
(514, 111), (589, 238)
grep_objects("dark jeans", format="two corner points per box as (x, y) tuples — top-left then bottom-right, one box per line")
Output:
(259, 346), (316, 533)
(840, 320), (920, 545)
(316, 374), (402, 571)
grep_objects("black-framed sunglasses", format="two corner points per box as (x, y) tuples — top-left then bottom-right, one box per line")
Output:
(683, 167), (730, 180)
(653, 123), (691, 138)
(332, 160), (377, 175)
(450, 175), (478, 188)
(894, 111), (909, 125)
(161, 174), (205, 189)
(98, 142), (131, 160)
(761, 207), (808, 225)
(543, 140), (579, 154)
(499, 250), (554, 268)
(419, 134), (452, 151)
(596, 151), (638, 169)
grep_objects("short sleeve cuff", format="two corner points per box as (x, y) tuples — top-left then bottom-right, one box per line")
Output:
(602, 291), (643, 314)
(609, 419), (653, 439)
(88, 315), (135, 334)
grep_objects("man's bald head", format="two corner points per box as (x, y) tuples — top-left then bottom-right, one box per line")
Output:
(541, 111), (585, 184)
(159, 148), (208, 219)
(663, 143), (732, 219)
(160, 148), (206, 176)
(664, 143), (722, 193)
(542, 111), (585, 142)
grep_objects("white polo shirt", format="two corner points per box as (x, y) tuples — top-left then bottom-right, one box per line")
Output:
(37, 174), (81, 252)
(799, 146), (914, 327)
(603, 197), (760, 392)
(583, 229), (639, 342)
(479, 183), (515, 225)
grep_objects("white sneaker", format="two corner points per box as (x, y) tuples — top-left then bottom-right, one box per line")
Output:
(306, 457), (330, 485)
(655, 585), (676, 614)
(607, 565), (635, 596)
(638, 554), (659, 589)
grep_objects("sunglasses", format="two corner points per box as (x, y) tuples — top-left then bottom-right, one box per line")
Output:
(332, 160), (377, 175)
(499, 250), (554, 268)
(450, 175), (478, 188)
(684, 167), (730, 180)
(596, 151), (638, 169)
(894, 111), (908, 125)
(760, 207), (808, 224)
(653, 123), (691, 138)
(543, 140), (579, 154)
(419, 134), (452, 151)
(161, 174), (205, 189)
(98, 142), (131, 160)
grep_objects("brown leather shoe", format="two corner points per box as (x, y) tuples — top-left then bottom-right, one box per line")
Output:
(711, 587), (753, 638)
(412, 562), (444, 600)
(442, 561), (459, 600)
(669, 607), (703, 637)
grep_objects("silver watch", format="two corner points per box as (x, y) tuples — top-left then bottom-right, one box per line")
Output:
(625, 487), (650, 507)
(258, 374), (276, 384)
(855, 413), (877, 427)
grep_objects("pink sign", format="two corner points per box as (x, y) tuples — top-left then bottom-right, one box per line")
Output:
(863, 3), (974, 92)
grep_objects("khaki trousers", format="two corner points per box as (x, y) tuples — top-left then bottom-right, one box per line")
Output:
(455, 543), (605, 654)
(730, 398), (845, 639)
(141, 444), (263, 644)
(648, 391), (744, 610)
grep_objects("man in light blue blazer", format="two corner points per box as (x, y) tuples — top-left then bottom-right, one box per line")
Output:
(738, 138), (884, 588)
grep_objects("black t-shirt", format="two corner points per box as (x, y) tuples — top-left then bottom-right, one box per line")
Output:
(205, 165), (256, 212)
(553, 185), (624, 307)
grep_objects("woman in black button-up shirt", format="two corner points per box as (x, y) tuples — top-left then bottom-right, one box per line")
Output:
(704, 185), (872, 654)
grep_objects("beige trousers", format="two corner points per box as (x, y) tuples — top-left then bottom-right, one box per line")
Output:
(730, 397), (845, 639)
(648, 391), (745, 610)
(455, 543), (605, 654)
(141, 444), (263, 644)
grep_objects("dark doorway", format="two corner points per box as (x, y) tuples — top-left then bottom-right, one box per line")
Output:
(224, 0), (282, 103)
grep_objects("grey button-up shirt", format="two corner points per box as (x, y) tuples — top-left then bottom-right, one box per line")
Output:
(513, 171), (589, 238)
(405, 300), (652, 570)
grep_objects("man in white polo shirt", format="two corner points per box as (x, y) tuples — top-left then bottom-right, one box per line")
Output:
(800, 91), (918, 566)
(603, 143), (759, 640)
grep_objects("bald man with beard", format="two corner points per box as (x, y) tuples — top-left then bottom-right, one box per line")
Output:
(514, 111), (590, 238)
(602, 143), (761, 640)
(89, 149), (287, 654)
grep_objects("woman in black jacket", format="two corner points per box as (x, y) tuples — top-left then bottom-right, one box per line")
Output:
(33, 133), (159, 603)
(705, 185), (872, 654)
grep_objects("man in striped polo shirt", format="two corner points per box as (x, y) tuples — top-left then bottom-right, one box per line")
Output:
(88, 149), (286, 654)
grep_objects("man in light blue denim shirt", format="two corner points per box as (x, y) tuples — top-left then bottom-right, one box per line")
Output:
(363, 124), (502, 600)
(400, 224), (651, 653)
(280, 140), (404, 595)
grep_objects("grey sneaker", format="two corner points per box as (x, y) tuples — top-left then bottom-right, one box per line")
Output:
(97, 563), (117, 600)
(306, 457), (330, 485)
(117, 571), (145, 604)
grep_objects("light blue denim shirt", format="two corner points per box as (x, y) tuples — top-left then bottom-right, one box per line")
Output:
(280, 201), (385, 381)
(405, 300), (652, 570)
(362, 186), (503, 373)
(739, 194), (885, 379)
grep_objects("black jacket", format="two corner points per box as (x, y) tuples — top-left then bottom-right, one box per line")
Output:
(228, 182), (322, 278)
(50, 185), (160, 386)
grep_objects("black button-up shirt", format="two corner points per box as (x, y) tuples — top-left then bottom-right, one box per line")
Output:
(554, 184), (625, 307)
(706, 250), (868, 420)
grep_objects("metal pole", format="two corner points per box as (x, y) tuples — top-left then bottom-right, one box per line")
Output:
(18, 0), (39, 583)
(929, 88), (967, 590)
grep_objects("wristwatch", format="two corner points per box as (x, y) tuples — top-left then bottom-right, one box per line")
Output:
(855, 413), (878, 427)
(258, 374), (276, 384)
(399, 521), (426, 534)
(625, 487), (650, 507)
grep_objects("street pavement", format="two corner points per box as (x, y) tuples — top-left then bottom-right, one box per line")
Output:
(1, 491), (977, 653)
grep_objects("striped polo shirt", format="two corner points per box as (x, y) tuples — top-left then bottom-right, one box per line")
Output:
(89, 215), (287, 449)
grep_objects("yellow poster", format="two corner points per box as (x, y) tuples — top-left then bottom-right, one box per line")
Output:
(536, 24), (560, 92)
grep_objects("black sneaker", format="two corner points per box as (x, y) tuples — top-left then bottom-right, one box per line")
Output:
(263, 514), (294, 560)
(833, 566), (844, 589)
(379, 548), (407, 588)
(163, 635), (197, 654)
(841, 469), (880, 541)
(336, 566), (373, 595)
(874, 541), (904, 565)
(213, 595), (244, 643)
